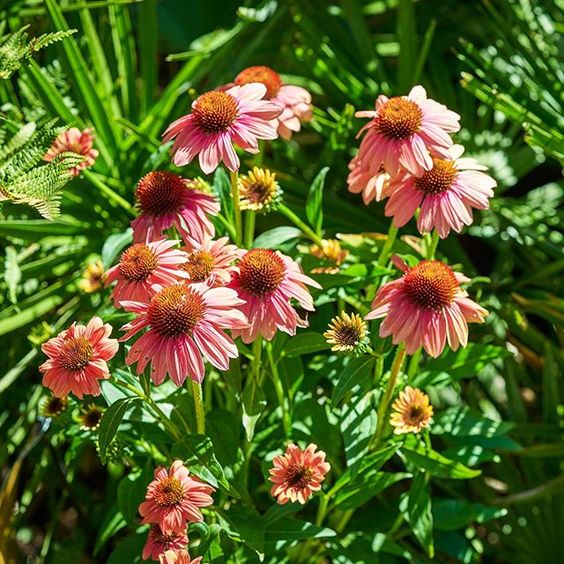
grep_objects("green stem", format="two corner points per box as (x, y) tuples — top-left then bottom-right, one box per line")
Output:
(315, 494), (329, 526)
(251, 335), (263, 383)
(335, 508), (355, 533)
(244, 210), (256, 249)
(426, 229), (440, 259)
(111, 376), (181, 439)
(230, 170), (243, 246)
(370, 343), (406, 450)
(407, 348), (422, 382)
(267, 342), (291, 436)
(278, 203), (323, 246)
(191, 380), (205, 434)
(377, 224), (398, 266)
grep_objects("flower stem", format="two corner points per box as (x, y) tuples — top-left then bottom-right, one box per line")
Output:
(278, 203), (323, 246)
(426, 229), (440, 259)
(267, 341), (291, 436)
(230, 170), (243, 246)
(315, 494), (329, 526)
(377, 224), (398, 266)
(111, 376), (181, 439)
(244, 210), (256, 249)
(370, 343), (406, 450)
(191, 379), (205, 434)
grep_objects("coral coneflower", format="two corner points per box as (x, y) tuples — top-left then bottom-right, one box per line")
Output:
(234, 65), (313, 140)
(142, 525), (188, 562)
(354, 86), (460, 176)
(269, 443), (330, 505)
(105, 239), (189, 307)
(181, 237), (241, 286)
(40, 317), (119, 399)
(79, 260), (105, 294)
(390, 386), (433, 434)
(384, 145), (497, 238)
(163, 84), (281, 173)
(347, 156), (391, 205)
(131, 171), (220, 246)
(139, 460), (215, 533)
(120, 282), (247, 385)
(229, 249), (321, 343)
(159, 550), (201, 564)
(44, 127), (98, 176)
(40, 394), (69, 418)
(78, 403), (104, 431)
(324, 312), (370, 355)
(238, 167), (281, 212)
(366, 256), (488, 357)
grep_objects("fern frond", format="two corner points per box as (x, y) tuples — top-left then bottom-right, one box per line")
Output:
(0, 152), (83, 220)
(0, 25), (76, 80)
(0, 121), (82, 219)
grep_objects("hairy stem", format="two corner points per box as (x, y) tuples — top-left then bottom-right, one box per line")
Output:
(191, 379), (206, 434)
(230, 170), (243, 246)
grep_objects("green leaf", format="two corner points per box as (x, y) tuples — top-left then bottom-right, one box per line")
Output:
(101, 229), (133, 268)
(253, 226), (302, 249)
(172, 436), (239, 498)
(432, 499), (507, 531)
(107, 532), (145, 564)
(264, 517), (336, 551)
(402, 442), (481, 479)
(431, 406), (513, 438)
(330, 444), (399, 498)
(98, 397), (140, 464)
(414, 344), (511, 387)
(5, 246), (21, 304)
(305, 166), (329, 235)
(335, 471), (410, 509)
(241, 376), (266, 442)
(220, 505), (265, 555)
(117, 464), (152, 527)
(332, 356), (375, 406)
(283, 332), (329, 358)
(400, 472), (434, 558)
(339, 392), (376, 467)
(93, 504), (126, 556)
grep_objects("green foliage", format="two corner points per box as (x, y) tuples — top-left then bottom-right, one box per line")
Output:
(0, 0), (562, 562)
(0, 22), (76, 79)
(0, 120), (83, 219)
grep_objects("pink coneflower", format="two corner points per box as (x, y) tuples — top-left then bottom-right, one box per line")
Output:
(347, 156), (391, 205)
(366, 256), (488, 357)
(139, 460), (215, 533)
(234, 66), (313, 140)
(181, 237), (241, 286)
(229, 249), (321, 344)
(269, 443), (330, 505)
(40, 317), (118, 398)
(120, 282), (247, 385)
(105, 239), (189, 307)
(131, 171), (220, 246)
(44, 127), (98, 176)
(142, 525), (188, 561)
(159, 550), (201, 564)
(384, 145), (496, 238)
(163, 84), (281, 173)
(354, 86), (460, 176)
